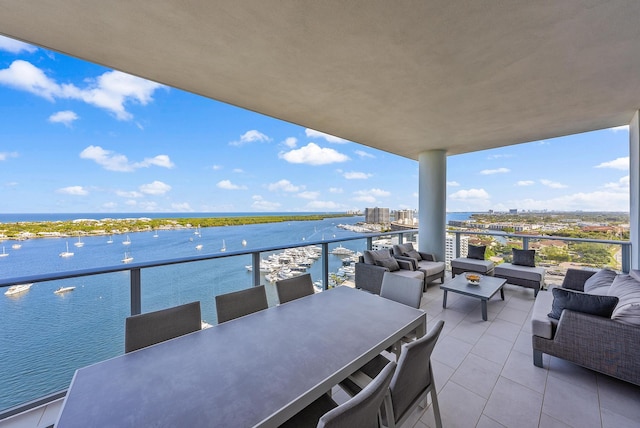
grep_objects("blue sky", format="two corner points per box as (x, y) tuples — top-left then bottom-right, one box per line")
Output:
(0, 36), (631, 214)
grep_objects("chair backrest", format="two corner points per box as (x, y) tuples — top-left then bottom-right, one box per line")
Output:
(276, 273), (315, 304)
(215, 285), (268, 324)
(125, 301), (201, 353)
(380, 271), (423, 309)
(392, 242), (414, 257)
(390, 320), (445, 423)
(318, 361), (396, 428)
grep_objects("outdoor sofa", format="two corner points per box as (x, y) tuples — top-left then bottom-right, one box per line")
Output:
(531, 268), (640, 386)
(355, 249), (424, 295)
(392, 243), (445, 291)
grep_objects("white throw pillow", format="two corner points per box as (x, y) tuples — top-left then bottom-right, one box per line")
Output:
(608, 274), (640, 325)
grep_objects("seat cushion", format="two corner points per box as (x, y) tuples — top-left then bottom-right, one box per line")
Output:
(416, 260), (445, 276)
(390, 269), (424, 281)
(531, 289), (557, 339)
(392, 243), (415, 257)
(494, 263), (545, 282)
(451, 258), (494, 273)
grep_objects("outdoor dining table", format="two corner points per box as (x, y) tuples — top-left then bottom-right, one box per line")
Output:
(55, 286), (426, 428)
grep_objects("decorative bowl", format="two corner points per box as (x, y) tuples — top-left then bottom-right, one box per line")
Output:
(465, 273), (481, 285)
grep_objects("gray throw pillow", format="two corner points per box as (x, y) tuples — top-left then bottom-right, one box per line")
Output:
(608, 274), (640, 326)
(583, 268), (617, 293)
(467, 245), (486, 260)
(404, 249), (422, 261)
(548, 287), (619, 320)
(512, 249), (535, 267)
(363, 249), (391, 265)
(375, 257), (400, 272)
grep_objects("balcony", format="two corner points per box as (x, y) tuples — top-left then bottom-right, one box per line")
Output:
(1, 229), (639, 427)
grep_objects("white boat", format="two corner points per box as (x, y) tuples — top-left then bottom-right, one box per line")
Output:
(0, 246), (8, 258)
(220, 240), (226, 252)
(122, 235), (131, 245)
(11, 243), (21, 249)
(107, 235), (114, 244)
(242, 239), (247, 247)
(4, 283), (33, 296)
(54, 286), (76, 294)
(195, 244), (203, 250)
(331, 245), (354, 256)
(122, 251), (133, 263)
(59, 242), (74, 258)
(153, 230), (159, 238)
(74, 237), (84, 247)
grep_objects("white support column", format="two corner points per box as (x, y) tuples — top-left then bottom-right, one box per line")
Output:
(418, 150), (446, 262)
(630, 110), (639, 270)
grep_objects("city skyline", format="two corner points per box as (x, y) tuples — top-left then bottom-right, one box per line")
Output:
(0, 35), (631, 214)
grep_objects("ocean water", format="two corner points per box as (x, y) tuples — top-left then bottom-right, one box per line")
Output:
(0, 212), (473, 411)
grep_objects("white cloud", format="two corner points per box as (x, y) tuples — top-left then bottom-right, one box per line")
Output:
(447, 181), (460, 187)
(480, 167), (510, 175)
(603, 175), (630, 191)
(449, 188), (490, 200)
(353, 188), (390, 203)
(0, 152), (18, 161)
(0, 36), (37, 54)
(217, 180), (247, 190)
(138, 201), (159, 211)
(116, 190), (143, 198)
(171, 202), (193, 212)
(125, 199), (138, 206)
(80, 145), (174, 171)
(297, 191), (319, 200)
(57, 186), (88, 196)
(139, 180), (171, 195)
(268, 179), (302, 192)
(343, 171), (372, 179)
(305, 200), (342, 210)
(329, 187), (343, 193)
(102, 202), (117, 209)
(487, 154), (513, 160)
(610, 125), (629, 132)
(516, 180), (535, 186)
(282, 137), (297, 148)
(212, 164), (223, 170)
(229, 130), (271, 146)
(279, 143), (349, 165)
(0, 61), (163, 120)
(355, 150), (375, 159)
(540, 179), (568, 189)
(595, 156), (629, 171)
(48, 110), (78, 127)
(509, 191), (629, 212)
(252, 195), (281, 211)
(305, 129), (348, 144)
(233, 168), (244, 173)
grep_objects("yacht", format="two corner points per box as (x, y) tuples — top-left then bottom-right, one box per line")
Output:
(195, 244), (203, 250)
(0, 246), (8, 257)
(4, 283), (33, 296)
(122, 251), (133, 263)
(11, 243), (22, 249)
(54, 286), (75, 294)
(122, 235), (131, 245)
(59, 242), (74, 258)
(242, 239), (247, 247)
(331, 245), (354, 256)
(74, 237), (84, 247)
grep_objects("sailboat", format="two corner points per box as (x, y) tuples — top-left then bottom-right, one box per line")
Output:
(122, 235), (131, 245)
(153, 230), (159, 238)
(74, 236), (84, 247)
(107, 235), (113, 244)
(220, 240), (226, 252)
(122, 251), (133, 263)
(0, 246), (8, 258)
(59, 242), (74, 257)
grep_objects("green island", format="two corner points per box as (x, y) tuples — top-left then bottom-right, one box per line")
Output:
(0, 213), (355, 240)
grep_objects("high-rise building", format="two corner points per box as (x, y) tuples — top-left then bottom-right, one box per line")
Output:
(445, 233), (469, 268)
(364, 207), (390, 224)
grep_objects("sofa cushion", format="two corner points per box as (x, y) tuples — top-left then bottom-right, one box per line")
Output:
(608, 274), (640, 326)
(363, 249), (391, 265)
(583, 268), (617, 293)
(375, 257), (400, 272)
(416, 260), (445, 276)
(512, 249), (536, 267)
(404, 249), (422, 260)
(392, 243), (414, 257)
(390, 269), (425, 281)
(467, 245), (486, 260)
(450, 258), (494, 274)
(494, 263), (545, 282)
(548, 287), (619, 320)
(531, 290), (557, 339)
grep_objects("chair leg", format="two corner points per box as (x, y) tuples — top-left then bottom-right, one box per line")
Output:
(430, 388), (443, 428)
(533, 349), (544, 368)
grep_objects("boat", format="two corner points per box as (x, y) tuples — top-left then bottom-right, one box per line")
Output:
(122, 235), (131, 245)
(195, 244), (203, 250)
(54, 286), (76, 294)
(59, 242), (74, 258)
(11, 243), (21, 249)
(242, 239), (247, 247)
(122, 251), (133, 263)
(74, 237), (84, 247)
(153, 230), (159, 238)
(4, 283), (33, 296)
(107, 235), (114, 244)
(331, 245), (354, 256)
(0, 246), (8, 258)
(220, 240), (226, 252)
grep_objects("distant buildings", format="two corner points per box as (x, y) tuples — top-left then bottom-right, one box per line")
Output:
(364, 207), (390, 224)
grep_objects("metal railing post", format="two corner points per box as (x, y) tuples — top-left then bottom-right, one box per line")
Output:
(252, 252), (261, 286)
(455, 232), (461, 258)
(622, 243), (631, 273)
(322, 243), (329, 290)
(398, 232), (404, 244)
(130, 268), (141, 316)
(522, 237), (529, 250)
(366, 236), (373, 250)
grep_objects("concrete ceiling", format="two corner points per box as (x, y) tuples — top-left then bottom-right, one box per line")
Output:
(1, 1), (639, 159)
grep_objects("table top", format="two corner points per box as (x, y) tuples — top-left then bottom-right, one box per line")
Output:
(56, 286), (426, 428)
(440, 274), (506, 299)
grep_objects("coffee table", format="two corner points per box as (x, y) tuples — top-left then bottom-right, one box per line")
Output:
(440, 274), (507, 321)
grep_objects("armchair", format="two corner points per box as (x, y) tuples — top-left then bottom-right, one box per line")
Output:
(355, 249), (424, 295)
(392, 243), (445, 291)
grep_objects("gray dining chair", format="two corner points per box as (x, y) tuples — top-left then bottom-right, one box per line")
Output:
(380, 271), (423, 309)
(280, 361), (397, 428)
(125, 301), (201, 353)
(340, 320), (445, 428)
(215, 285), (268, 324)
(276, 273), (315, 304)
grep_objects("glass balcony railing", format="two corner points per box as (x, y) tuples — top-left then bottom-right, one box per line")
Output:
(0, 228), (631, 418)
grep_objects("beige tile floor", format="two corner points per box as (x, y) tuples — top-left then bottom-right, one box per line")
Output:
(4, 280), (640, 428)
